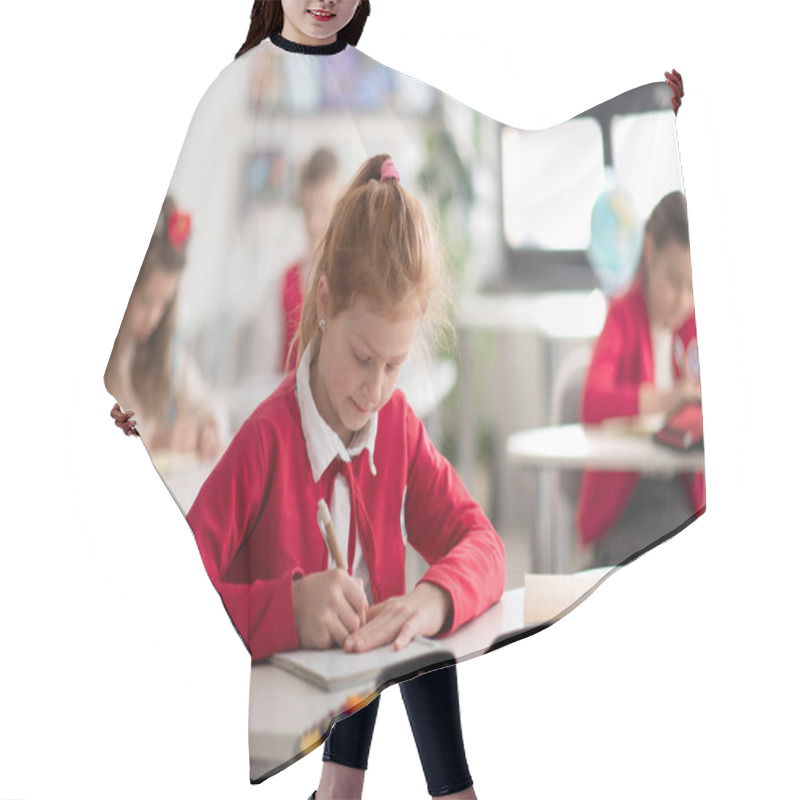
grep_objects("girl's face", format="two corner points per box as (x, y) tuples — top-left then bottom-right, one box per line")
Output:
(122, 269), (180, 344)
(311, 279), (421, 445)
(643, 235), (694, 330)
(281, 0), (361, 46)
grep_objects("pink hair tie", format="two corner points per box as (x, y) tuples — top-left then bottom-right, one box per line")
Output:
(380, 158), (400, 183)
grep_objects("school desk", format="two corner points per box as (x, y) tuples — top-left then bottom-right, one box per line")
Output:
(506, 421), (705, 573)
(249, 586), (537, 781)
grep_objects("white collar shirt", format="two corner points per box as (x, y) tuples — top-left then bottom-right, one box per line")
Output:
(295, 343), (378, 601)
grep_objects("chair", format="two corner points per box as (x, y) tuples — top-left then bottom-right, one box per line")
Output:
(549, 345), (592, 427)
(548, 345), (593, 570)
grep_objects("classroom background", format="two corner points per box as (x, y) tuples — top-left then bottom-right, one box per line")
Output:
(2, 1), (798, 799)
(143, 38), (687, 588)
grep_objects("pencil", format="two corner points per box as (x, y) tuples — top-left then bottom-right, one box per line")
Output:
(317, 498), (346, 570)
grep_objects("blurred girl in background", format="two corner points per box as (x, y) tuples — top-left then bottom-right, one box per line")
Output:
(106, 195), (228, 459)
(578, 190), (705, 566)
(283, 148), (341, 370)
(251, 146), (341, 373)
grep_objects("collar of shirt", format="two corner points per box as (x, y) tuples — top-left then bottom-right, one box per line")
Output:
(295, 343), (378, 483)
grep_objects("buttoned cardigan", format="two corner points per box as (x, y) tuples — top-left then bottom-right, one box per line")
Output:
(186, 374), (506, 662)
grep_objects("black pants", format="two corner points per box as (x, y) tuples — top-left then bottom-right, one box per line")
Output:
(323, 664), (473, 797)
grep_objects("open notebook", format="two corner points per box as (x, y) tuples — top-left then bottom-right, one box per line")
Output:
(270, 637), (454, 692)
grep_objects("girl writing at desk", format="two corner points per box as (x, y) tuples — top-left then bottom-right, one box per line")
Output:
(578, 190), (705, 567)
(187, 153), (505, 799)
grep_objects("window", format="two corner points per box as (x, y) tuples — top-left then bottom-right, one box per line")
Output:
(498, 82), (675, 290)
(611, 110), (683, 224)
(502, 119), (604, 251)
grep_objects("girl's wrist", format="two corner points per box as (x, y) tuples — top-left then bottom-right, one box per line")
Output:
(416, 581), (453, 635)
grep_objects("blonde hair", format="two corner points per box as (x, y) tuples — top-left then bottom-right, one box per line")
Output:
(291, 153), (453, 370)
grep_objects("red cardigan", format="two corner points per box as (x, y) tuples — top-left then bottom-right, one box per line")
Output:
(186, 376), (505, 662)
(577, 279), (705, 544)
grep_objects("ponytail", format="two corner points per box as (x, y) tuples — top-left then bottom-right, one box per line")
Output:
(291, 153), (453, 371)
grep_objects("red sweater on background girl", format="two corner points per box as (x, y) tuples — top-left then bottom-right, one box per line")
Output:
(577, 278), (705, 545)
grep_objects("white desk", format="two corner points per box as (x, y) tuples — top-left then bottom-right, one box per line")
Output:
(506, 421), (705, 572)
(458, 291), (607, 340)
(507, 421), (705, 473)
(249, 588), (532, 782)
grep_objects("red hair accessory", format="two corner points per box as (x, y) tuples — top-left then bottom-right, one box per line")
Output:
(167, 209), (192, 249)
(380, 158), (400, 183)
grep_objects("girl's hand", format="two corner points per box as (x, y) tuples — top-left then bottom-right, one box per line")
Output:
(110, 403), (139, 437)
(675, 379), (702, 407)
(639, 380), (700, 415)
(292, 569), (369, 650)
(658, 380), (701, 414)
(665, 69), (684, 114)
(343, 582), (453, 653)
